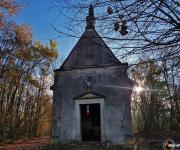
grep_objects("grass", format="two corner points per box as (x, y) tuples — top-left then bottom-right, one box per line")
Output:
(41, 141), (163, 150)
(42, 144), (163, 150)
(42, 141), (135, 150)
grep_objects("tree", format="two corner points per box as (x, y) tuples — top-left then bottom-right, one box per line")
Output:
(132, 62), (169, 131)
(53, 0), (179, 65)
(0, 0), (58, 141)
(131, 59), (180, 132)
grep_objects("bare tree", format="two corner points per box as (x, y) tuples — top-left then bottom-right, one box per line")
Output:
(53, 0), (180, 64)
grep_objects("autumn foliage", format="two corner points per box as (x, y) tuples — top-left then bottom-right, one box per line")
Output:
(0, 0), (58, 142)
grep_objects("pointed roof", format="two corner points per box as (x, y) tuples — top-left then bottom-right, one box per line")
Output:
(59, 5), (121, 71)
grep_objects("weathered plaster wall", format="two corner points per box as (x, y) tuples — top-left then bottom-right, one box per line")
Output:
(52, 65), (133, 144)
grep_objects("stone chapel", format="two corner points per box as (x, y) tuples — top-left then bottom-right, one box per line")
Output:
(52, 5), (134, 144)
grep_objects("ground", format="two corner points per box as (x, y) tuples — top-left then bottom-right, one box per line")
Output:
(0, 137), (50, 150)
(0, 132), (179, 150)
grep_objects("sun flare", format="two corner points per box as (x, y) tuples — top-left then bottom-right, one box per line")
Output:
(134, 86), (143, 93)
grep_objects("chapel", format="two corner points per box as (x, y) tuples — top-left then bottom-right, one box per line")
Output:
(52, 5), (134, 144)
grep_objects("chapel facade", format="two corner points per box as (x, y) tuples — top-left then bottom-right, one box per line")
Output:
(52, 5), (134, 144)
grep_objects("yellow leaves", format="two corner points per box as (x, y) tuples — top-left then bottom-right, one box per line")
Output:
(48, 40), (58, 59)
(13, 40), (58, 63)
(44, 47), (58, 59)
(33, 40), (58, 60)
(34, 41), (41, 49)
(44, 40), (58, 59)
(50, 40), (57, 49)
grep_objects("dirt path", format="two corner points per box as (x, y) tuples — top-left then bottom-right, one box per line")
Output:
(0, 136), (50, 150)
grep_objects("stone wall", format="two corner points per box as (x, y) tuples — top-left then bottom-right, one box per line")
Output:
(52, 65), (133, 144)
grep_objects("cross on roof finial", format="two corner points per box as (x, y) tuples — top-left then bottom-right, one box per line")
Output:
(86, 4), (95, 30)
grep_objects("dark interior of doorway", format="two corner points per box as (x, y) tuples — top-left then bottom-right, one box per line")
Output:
(80, 103), (101, 142)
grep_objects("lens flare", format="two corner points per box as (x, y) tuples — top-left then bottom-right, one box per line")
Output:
(134, 86), (143, 93)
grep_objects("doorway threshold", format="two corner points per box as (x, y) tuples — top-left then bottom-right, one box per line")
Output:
(81, 141), (101, 145)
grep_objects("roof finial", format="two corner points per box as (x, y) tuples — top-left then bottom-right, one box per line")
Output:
(86, 4), (95, 30)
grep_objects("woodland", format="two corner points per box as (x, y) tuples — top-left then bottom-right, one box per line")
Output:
(0, 0), (58, 142)
(0, 0), (179, 144)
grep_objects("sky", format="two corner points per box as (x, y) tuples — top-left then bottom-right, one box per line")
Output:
(15, 0), (78, 68)
(14, 0), (134, 67)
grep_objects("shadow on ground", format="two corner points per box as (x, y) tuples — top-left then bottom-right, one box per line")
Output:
(42, 143), (163, 150)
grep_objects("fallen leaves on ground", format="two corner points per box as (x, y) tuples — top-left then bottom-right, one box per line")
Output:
(0, 136), (50, 150)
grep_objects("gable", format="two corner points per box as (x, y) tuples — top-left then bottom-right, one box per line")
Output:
(59, 29), (121, 70)
(74, 92), (105, 100)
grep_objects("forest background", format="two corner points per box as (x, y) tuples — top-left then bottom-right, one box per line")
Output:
(0, 0), (179, 143)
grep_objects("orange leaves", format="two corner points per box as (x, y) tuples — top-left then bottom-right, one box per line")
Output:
(15, 24), (32, 46)
(0, 0), (22, 29)
(0, 0), (22, 16)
